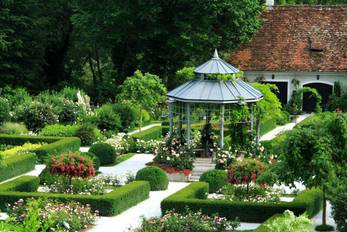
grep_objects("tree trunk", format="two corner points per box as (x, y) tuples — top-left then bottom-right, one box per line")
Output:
(95, 46), (103, 82)
(322, 188), (327, 225)
(139, 109), (142, 132)
(88, 55), (97, 90)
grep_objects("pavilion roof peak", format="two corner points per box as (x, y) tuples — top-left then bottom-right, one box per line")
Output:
(194, 49), (239, 74)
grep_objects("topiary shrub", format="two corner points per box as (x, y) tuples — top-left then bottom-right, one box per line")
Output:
(136, 166), (168, 191)
(75, 124), (97, 146)
(89, 143), (116, 165)
(83, 152), (100, 171)
(199, 170), (228, 193)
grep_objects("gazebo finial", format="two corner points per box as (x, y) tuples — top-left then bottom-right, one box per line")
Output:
(213, 49), (219, 59)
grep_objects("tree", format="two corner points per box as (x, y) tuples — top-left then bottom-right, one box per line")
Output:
(118, 70), (167, 130)
(72, 0), (263, 87)
(252, 83), (282, 142)
(277, 113), (347, 229)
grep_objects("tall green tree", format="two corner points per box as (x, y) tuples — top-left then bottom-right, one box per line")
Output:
(72, 0), (263, 88)
(118, 70), (167, 130)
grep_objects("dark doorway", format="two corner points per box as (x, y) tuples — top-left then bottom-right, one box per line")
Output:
(303, 83), (333, 112)
(262, 81), (288, 105)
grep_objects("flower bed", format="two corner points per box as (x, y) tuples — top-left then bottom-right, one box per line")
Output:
(0, 176), (150, 216)
(161, 182), (322, 222)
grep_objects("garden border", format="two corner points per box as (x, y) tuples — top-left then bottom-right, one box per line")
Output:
(0, 153), (37, 182)
(0, 134), (81, 162)
(0, 176), (150, 216)
(161, 182), (322, 222)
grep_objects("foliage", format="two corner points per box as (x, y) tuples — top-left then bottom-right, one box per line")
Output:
(227, 159), (266, 185)
(153, 134), (196, 170)
(199, 170), (228, 193)
(105, 133), (130, 155)
(0, 122), (28, 135)
(94, 104), (121, 132)
(0, 97), (10, 123)
(89, 143), (116, 165)
(131, 139), (163, 154)
(215, 148), (236, 170)
(0, 181), (150, 216)
(47, 152), (95, 192)
(218, 184), (280, 203)
(136, 166), (169, 191)
(40, 124), (80, 137)
(161, 182), (322, 222)
(0, 153), (37, 182)
(131, 126), (163, 141)
(277, 0), (347, 4)
(174, 67), (195, 88)
(136, 209), (240, 232)
(329, 178), (347, 232)
(287, 87), (322, 114)
(57, 99), (82, 124)
(118, 70), (167, 128)
(113, 103), (138, 131)
(263, 210), (314, 232)
(0, 176), (39, 192)
(0, 143), (44, 159)
(5, 198), (97, 232)
(16, 101), (58, 131)
(75, 124), (97, 146)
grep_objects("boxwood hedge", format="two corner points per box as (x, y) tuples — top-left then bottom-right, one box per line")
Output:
(0, 178), (150, 216)
(0, 153), (37, 182)
(0, 134), (80, 162)
(161, 182), (322, 222)
(0, 176), (39, 192)
(131, 126), (162, 141)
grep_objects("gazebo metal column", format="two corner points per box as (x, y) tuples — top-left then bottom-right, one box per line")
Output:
(220, 104), (225, 148)
(168, 99), (174, 136)
(185, 103), (191, 146)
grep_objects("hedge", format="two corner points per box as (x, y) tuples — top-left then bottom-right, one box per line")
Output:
(131, 126), (162, 141)
(0, 134), (81, 162)
(0, 153), (37, 182)
(0, 180), (150, 216)
(161, 182), (322, 222)
(0, 176), (39, 192)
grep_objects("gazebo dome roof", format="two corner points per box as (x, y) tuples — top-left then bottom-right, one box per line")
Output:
(168, 49), (263, 104)
(194, 49), (239, 74)
(167, 79), (263, 104)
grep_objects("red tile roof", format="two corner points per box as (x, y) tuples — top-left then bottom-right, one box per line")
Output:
(230, 5), (347, 72)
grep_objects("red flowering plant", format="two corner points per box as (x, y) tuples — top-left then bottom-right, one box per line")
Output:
(227, 158), (266, 196)
(48, 152), (95, 192)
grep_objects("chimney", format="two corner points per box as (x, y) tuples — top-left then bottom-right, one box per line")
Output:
(266, 0), (274, 9)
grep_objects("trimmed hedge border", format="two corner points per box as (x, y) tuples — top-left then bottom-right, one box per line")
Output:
(0, 176), (39, 192)
(0, 179), (150, 216)
(0, 153), (37, 182)
(161, 182), (322, 222)
(0, 134), (81, 162)
(131, 126), (162, 141)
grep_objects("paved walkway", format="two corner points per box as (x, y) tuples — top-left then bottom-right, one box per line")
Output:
(260, 114), (312, 141)
(90, 182), (189, 232)
(128, 123), (161, 136)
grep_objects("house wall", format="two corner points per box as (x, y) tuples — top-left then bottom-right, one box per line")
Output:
(244, 71), (347, 103)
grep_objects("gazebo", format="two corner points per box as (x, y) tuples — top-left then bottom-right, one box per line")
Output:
(167, 49), (263, 150)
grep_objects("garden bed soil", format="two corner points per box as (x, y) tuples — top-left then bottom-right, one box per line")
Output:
(146, 162), (192, 182)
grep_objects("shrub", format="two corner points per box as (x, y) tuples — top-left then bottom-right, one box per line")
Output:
(0, 176), (39, 192)
(136, 208), (239, 232)
(0, 122), (28, 134)
(136, 166), (168, 191)
(75, 124), (97, 146)
(262, 210), (314, 232)
(0, 181), (150, 216)
(16, 101), (58, 131)
(94, 104), (121, 132)
(113, 103), (137, 132)
(276, 111), (291, 125)
(57, 99), (81, 124)
(199, 170), (228, 193)
(40, 124), (80, 137)
(89, 143), (116, 165)
(329, 179), (347, 232)
(0, 153), (37, 182)
(228, 159), (266, 185)
(39, 167), (61, 185)
(83, 152), (100, 171)
(161, 182), (322, 222)
(0, 97), (10, 123)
